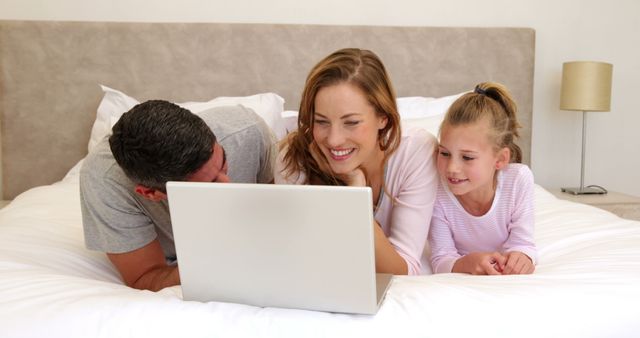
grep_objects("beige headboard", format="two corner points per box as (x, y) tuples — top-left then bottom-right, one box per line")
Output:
(0, 21), (535, 199)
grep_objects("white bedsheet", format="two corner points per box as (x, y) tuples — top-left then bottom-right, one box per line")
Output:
(1, 176), (639, 338)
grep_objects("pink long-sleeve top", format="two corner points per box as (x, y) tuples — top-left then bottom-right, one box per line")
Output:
(428, 163), (537, 274)
(274, 128), (439, 275)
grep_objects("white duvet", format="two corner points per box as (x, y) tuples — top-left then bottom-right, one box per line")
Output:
(1, 175), (639, 338)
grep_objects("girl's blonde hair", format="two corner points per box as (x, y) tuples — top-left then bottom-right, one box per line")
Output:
(280, 48), (402, 185)
(441, 82), (522, 163)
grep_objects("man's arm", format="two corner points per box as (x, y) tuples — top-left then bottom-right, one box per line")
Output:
(107, 239), (180, 291)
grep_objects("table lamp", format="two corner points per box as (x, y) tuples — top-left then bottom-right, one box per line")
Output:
(560, 61), (613, 195)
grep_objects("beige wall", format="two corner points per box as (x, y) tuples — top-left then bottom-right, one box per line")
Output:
(1, 0), (639, 196)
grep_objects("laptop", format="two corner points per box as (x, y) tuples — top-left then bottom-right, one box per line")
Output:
(166, 182), (393, 314)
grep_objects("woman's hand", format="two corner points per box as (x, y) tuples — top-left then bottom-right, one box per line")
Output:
(502, 251), (535, 275)
(452, 252), (507, 275)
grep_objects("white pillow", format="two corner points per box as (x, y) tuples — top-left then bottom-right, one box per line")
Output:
(89, 86), (139, 152)
(282, 110), (299, 134)
(88, 85), (286, 152)
(401, 116), (445, 138)
(397, 92), (466, 118)
(398, 92), (466, 137)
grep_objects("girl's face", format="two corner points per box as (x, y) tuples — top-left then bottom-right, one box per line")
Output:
(312, 82), (388, 176)
(436, 118), (508, 198)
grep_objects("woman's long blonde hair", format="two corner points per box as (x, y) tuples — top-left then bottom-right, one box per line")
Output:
(279, 48), (402, 185)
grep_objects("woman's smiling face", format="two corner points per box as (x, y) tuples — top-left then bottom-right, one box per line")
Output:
(312, 82), (387, 176)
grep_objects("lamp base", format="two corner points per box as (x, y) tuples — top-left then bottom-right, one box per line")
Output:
(561, 186), (607, 195)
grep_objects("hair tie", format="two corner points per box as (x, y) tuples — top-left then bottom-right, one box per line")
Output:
(474, 85), (487, 96)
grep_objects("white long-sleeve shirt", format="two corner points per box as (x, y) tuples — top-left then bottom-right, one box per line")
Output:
(428, 163), (537, 273)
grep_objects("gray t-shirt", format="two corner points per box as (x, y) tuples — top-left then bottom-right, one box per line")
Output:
(80, 105), (276, 261)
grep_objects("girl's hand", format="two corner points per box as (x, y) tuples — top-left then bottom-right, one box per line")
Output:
(502, 251), (535, 274)
(452, 252), (507, 275)
(337, 168), (367, 187)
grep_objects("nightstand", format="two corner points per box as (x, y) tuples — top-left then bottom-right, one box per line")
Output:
(548, 189), (640, 221)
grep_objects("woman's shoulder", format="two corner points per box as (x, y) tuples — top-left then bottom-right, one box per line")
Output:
(384, 127), (438, 187)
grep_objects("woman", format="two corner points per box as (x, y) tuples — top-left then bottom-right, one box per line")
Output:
(275, 48), (438, 275)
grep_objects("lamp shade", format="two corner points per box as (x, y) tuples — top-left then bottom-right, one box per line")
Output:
(560, 61), (613, 111)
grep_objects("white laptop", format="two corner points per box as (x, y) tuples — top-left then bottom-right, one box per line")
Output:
(166, 182), (393, 315)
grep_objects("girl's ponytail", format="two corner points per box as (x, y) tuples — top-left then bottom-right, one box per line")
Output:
(474, 82), (522, 163)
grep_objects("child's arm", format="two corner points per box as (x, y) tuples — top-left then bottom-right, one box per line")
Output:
(452, 252), (507, 275)
(502, 165), (537, 274)
(428, 204), (462, 273)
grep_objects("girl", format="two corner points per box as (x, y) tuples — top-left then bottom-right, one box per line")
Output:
(275, 48), (439, 275)
(429, 82), (536, 275)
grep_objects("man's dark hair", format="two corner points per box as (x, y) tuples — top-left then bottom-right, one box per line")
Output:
(109, 100), (216, 191)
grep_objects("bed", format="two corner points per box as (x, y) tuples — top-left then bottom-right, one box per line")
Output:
(1, 21), (639, 338)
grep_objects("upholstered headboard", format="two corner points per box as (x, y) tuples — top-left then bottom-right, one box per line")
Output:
(0, 21), (535, 199)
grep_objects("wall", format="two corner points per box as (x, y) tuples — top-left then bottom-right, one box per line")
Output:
(1, 0), (639, 196)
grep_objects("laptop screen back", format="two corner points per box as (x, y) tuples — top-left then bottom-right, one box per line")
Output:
(167, 182), (380, 314)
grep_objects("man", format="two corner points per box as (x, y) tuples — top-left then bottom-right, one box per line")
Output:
(80, 100), (276, 291)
